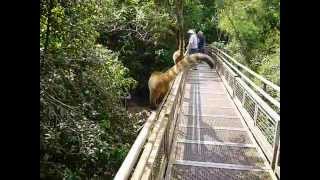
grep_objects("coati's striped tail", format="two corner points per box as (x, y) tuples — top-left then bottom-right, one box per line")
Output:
(188, 53), (214, 69)
(165, 52), (214, 81)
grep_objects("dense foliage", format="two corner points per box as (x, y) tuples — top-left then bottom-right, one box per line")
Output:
(40, 0), (279, 179)
(96, 0), (176, 96)
(215, 0), (280, 85)
(40, 0), (138, 179)
(95, 0), (224, 97)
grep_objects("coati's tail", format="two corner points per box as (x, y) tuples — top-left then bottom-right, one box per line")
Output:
(165, 52), (215, 81)
(188, 53), (214, 69)
(173, 50), (214, 68)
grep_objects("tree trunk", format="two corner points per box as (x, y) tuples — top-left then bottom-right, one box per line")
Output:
(175, 0), (184, 56)
(44, 0), (54, 55)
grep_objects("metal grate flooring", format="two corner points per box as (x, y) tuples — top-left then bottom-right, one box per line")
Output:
(174, 143), (265, 167)
(179, 115), (244, 129)
(171, 165), (273, 180)
(176, 127), (252, 144)
(165, 64), (275, 180)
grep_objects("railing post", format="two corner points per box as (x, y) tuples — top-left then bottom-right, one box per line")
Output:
(271, 120), (280, 170)
(229, 76), (234, 98)
(253, 104), (259, 126)
(242, 92), (246, 105)
(164, 113), (169, 159)
(276, 145), (280, 166)
(263, 82), (267, 92)
(230, 75), (238, 99)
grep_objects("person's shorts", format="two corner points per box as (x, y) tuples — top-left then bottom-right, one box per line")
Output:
(189, 48), (198, 54)
(199, 48), (205, 53)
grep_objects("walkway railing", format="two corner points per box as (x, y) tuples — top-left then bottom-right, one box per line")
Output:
(207, 45), (280, 178)
(208, 46), (280, 113)
(114, 72), (186, 180)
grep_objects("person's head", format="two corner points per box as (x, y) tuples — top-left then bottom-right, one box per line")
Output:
(187, 29), (196, 34)
(197, 31), (203, 37)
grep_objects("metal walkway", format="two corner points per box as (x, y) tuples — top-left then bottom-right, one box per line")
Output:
(114, 46), (280, 180)
(165, 64), (276, 180)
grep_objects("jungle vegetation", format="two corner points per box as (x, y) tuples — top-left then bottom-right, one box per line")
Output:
(40, 0), (279, 179)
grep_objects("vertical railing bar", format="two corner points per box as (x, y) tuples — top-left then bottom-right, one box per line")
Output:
(230, 77), (234, 98)
(164, 120), (168, 159)
(253, 103), (259, 126)
(276, 144), (280, 167)
(271, 120), (280, 170)
(242, 91), (246, 105)
(263, 82), (267, 92)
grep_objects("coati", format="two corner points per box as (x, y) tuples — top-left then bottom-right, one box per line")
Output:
(148, 52), (214, 109)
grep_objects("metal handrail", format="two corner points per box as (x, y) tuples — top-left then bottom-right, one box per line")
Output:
(207, 46), (280, 110)
(114, 76), (177, 180)
(114, 71), (184, 180)
(209, 45), (280, 92)
(113, 112), (157, 180)
(131, 72), (185, 179)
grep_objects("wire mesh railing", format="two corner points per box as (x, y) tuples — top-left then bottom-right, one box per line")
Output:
(207, 46), (280, 178)
(208, 45), (280, 114)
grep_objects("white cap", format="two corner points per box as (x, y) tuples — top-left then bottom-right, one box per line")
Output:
(187, 29), (195, 34)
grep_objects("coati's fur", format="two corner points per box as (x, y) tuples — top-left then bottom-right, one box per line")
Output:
(148, 53), (214, 109)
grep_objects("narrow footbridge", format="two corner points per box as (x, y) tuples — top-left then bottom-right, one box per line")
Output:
(115, 46), (280, 180)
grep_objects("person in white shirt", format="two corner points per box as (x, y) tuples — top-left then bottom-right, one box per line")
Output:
(185, 29), (199, 55)
(185, 29), (199, 70)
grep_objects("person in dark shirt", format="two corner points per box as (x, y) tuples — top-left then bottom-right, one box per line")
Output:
(197, 31), (205, 53)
